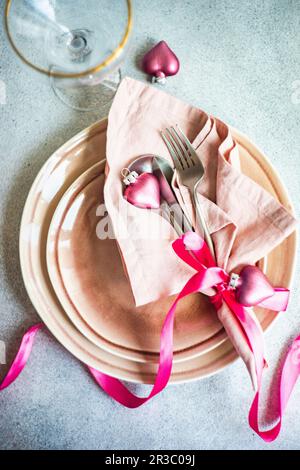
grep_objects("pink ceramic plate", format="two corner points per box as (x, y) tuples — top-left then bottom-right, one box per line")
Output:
(20, 119), (297, 383)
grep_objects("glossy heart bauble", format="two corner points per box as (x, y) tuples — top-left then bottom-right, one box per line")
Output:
(142, 41), (180, 84)
(235, 265), (274, 307)
(124, 172), (160, 209)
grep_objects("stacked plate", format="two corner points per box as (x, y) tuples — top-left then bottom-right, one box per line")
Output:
(19, 118), (297, 383)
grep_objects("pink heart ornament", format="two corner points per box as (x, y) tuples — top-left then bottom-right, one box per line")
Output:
(142, 41), (180, 84)
(235, 265), (274, 307)
(124, 173), (161, 209)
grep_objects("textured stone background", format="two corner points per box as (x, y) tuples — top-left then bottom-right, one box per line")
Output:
(0, 0), (299, 450)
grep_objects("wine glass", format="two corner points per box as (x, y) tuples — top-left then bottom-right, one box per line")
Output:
(5, 0), (133, 111)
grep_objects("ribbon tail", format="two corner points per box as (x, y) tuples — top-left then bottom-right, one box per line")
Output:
(88, 271), (210, 408)
(223, 291), (300, 443)
(258, 288), (290, 312)
(216, 302), (258, 391)
(222, 291), (265, 386)
(249, 335), (300, 442)
(0, 323), (44, 391)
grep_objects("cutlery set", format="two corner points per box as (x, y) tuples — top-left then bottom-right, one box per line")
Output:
(122, 126), (215, 258)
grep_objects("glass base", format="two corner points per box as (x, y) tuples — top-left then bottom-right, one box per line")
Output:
(49, 68), (122, 112)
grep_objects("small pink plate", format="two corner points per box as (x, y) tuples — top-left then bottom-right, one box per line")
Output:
(47, 162), (227, 363)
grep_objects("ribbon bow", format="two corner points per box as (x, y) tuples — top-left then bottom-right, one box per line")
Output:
(173, 232), (298, 442)
(1, 232), (299, 442)
(173, 231), (290, 390)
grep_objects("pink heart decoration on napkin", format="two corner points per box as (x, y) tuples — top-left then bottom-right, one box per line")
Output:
(236, 265), (275, 307)
(124, 172), (161, 209)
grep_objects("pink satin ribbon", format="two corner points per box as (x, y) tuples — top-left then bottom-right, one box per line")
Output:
(0, 323), (43, 391)
(1, 232), (299, 442)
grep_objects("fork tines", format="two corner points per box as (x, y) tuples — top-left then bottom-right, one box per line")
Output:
(161, 126), (197, 171)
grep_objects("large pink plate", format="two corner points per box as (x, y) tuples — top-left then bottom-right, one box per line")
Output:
(19, 119), (297, 383)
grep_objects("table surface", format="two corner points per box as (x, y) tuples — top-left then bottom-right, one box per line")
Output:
(0, 0), (300, 450)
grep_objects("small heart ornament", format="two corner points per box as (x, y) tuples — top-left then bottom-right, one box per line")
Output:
(142, 40), (180, 84)
(235, 265), (274, 307)
(122, 170), (160, 209)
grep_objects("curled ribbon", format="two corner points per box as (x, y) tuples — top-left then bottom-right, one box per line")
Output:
(1, 232), (299, 442)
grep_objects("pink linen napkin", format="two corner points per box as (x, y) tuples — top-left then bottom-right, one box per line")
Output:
(104, 77), (296, 387)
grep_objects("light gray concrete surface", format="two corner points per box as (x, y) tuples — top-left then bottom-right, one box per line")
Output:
(0, 0), (300, 450)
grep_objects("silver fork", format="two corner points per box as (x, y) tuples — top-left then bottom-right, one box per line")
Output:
(161, 125), (216, 260)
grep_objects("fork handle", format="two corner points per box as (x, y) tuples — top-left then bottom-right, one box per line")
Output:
(192, 189), (216, 261)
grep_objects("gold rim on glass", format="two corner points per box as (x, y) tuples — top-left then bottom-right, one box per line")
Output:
(4, 0), (133, 78)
